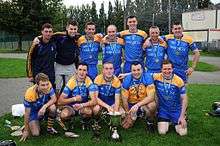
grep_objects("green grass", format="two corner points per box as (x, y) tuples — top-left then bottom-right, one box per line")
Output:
(0, 58), (26, 78)
(0, 84), (220, 146)
(200, 50), (220, 57)
(0, 58), (219, 78)
(188, 61), (219, 72)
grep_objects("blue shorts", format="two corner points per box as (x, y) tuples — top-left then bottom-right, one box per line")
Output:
(29, 110), (47, 122)
(88, 64), (98, 80)
(157, 108), (181, 125)
(173, 68), (188, 83)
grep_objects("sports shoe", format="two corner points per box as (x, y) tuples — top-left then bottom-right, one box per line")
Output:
(47, 127), (58, 135)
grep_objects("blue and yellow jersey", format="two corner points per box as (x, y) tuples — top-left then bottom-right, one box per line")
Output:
(102, 37), (124, 69)
(94, 74), (121, 106)
(153, 73), (186, 111)
(23, 83), (55, 111)
(145, 40), (167, 72)
(78, 34), (102, 65)
(122, 72), (155, 104)
(62, 76), (98, 105)
(163, 34), (198, 70)
(119, 30), (147, 62)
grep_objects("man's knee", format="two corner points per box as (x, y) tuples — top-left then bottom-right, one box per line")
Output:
(175, 125), (187, 136)
(32, 130), (40, 137)
(48, 104), (56, 118)
(92, 105), (101, 116)
(80, 107), (92, 117)
(158, 128), (167, 135)
(60, 108), (73, 120)
(158, 122), (169, 135)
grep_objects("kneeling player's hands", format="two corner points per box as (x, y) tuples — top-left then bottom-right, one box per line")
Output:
(73, 103), (84, 111)
(178, 116), (187, 128)
(74, 95), (82, 102)
(107, 106), (114, 113)
(38, 106), (46, 117)
(20, 130), (29, 142)
(129, 104), (139, 114)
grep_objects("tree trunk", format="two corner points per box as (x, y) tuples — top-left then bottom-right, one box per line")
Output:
(17, 35), (22, 51)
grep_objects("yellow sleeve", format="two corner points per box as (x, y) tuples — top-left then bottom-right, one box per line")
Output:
(146, 84), (155, 98)
(26, 43), (37, 77)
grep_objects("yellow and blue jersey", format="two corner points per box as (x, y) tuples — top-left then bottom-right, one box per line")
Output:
(122, 72), (155, 104)
(153, 73), (186, 112)
(23, 83), (55, 111)
(145, 41), (167, 73)
(102, 37), (124, 71)
(78, 34), (102, 65)
(94, 74), (121, 106)
(119, 30), (147, 63)
(62, 76), (98, 105)
(163, 34), (198, 70)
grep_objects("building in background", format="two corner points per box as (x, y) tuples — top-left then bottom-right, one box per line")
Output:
(182, 8), (220, 51)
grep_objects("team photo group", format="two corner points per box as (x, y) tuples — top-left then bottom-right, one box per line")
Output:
(22, 15), (200, 141)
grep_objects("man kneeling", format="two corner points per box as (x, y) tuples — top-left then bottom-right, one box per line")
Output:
(121, 61), (156, 131)
(153, 60), (187, 136)
(93, 62), (122, 140)
(58, 62), (97, 132)
(20, 73), (57, 141)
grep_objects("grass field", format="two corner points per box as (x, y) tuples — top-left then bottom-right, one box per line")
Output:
(0, 58), (219, 78)
(188, 61), (219, 72)
(0, 84), (220, 146)
(0, 58), (26, 78)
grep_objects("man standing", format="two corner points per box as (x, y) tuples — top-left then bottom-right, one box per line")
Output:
(78, 21), (102, 80)
(144, 26), (166, 74)
(163, 22), (200, 83)
(20, 73), (57, 141)
(119, 16), (147, 73)
(153, 60), (188, 136)
(53, 20), (81, 94)
(102, 25), (124, 76)
(27, 23), (56, 88)
(31, 20), (81, 94)
(121, 62), (156, 131)
(58, 62), (98, 131)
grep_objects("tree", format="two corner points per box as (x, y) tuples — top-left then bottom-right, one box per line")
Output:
(0, 0), (65, 51)
(113, 0), (124, 31)
(90, 2), (98, 24)
(107, 1), (114, 26)
(98, 2), (106, 33)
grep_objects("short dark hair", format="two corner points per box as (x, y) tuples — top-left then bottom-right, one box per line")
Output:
(103, 61), (113, 68)
(67, 19), (78, 26)
(77, 62), (88, 69)
(150, 26), (159, 29)
(172, 21), (182, 28)
(35, 73), (49, 85)
(162, 59), (173, 67)
(131, 61), (142, 70)
(126, 15), (137, 23)
(85, 21), (96, 28)
(41, 23), (53, 31)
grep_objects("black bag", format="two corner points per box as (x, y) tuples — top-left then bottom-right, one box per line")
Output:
(0, 140), (16, 146)
(208, 102), (220, 117)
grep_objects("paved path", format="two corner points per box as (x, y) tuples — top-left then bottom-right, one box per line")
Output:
(0, 53), (220, 116)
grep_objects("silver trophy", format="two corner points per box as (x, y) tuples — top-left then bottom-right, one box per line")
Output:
(108, 111), (122, 142)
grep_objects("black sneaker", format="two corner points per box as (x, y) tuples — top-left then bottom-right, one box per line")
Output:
(146, 121), (155, 133)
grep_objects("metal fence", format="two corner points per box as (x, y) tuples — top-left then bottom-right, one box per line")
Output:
(0, 41), (32, 51)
